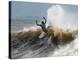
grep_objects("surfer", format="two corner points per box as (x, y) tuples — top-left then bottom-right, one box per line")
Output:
(36, 17), (47, 33)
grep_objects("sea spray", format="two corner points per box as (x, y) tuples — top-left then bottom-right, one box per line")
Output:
(47, 5), (77, 31)
(47, 5), (64, 27)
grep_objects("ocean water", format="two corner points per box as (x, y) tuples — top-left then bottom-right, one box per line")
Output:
(11, 19), (36, 32)
(11, 17), (78, 59)
(11, 26), (78, 59)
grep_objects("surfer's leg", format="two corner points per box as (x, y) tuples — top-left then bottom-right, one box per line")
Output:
(39, 32), (46, 38)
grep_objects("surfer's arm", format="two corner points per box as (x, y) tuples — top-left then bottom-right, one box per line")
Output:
(43, 17), (47, 24)
(36, 20), (41, 26)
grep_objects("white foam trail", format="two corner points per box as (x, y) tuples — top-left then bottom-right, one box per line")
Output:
(51, 38), (78, 56)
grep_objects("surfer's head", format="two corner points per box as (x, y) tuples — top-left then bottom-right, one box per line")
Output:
(42, 21), (44, 24)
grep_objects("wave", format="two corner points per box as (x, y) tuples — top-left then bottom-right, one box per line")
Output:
(11, 26), (78, 59)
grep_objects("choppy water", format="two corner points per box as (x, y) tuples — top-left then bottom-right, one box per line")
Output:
(11, 26), (78, 59)
(11, 19), (36, 32)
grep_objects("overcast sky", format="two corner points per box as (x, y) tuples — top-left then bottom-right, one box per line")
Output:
(11, 1), (78, 20)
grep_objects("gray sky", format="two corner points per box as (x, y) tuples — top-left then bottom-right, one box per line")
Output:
(11, 1), (78, 20)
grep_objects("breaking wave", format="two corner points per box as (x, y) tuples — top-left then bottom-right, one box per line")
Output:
(11, 26), (78, 59)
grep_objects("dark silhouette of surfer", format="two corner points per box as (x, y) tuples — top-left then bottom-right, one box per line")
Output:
(36, 17), (59, 46)
(36, 17), (47, 33)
